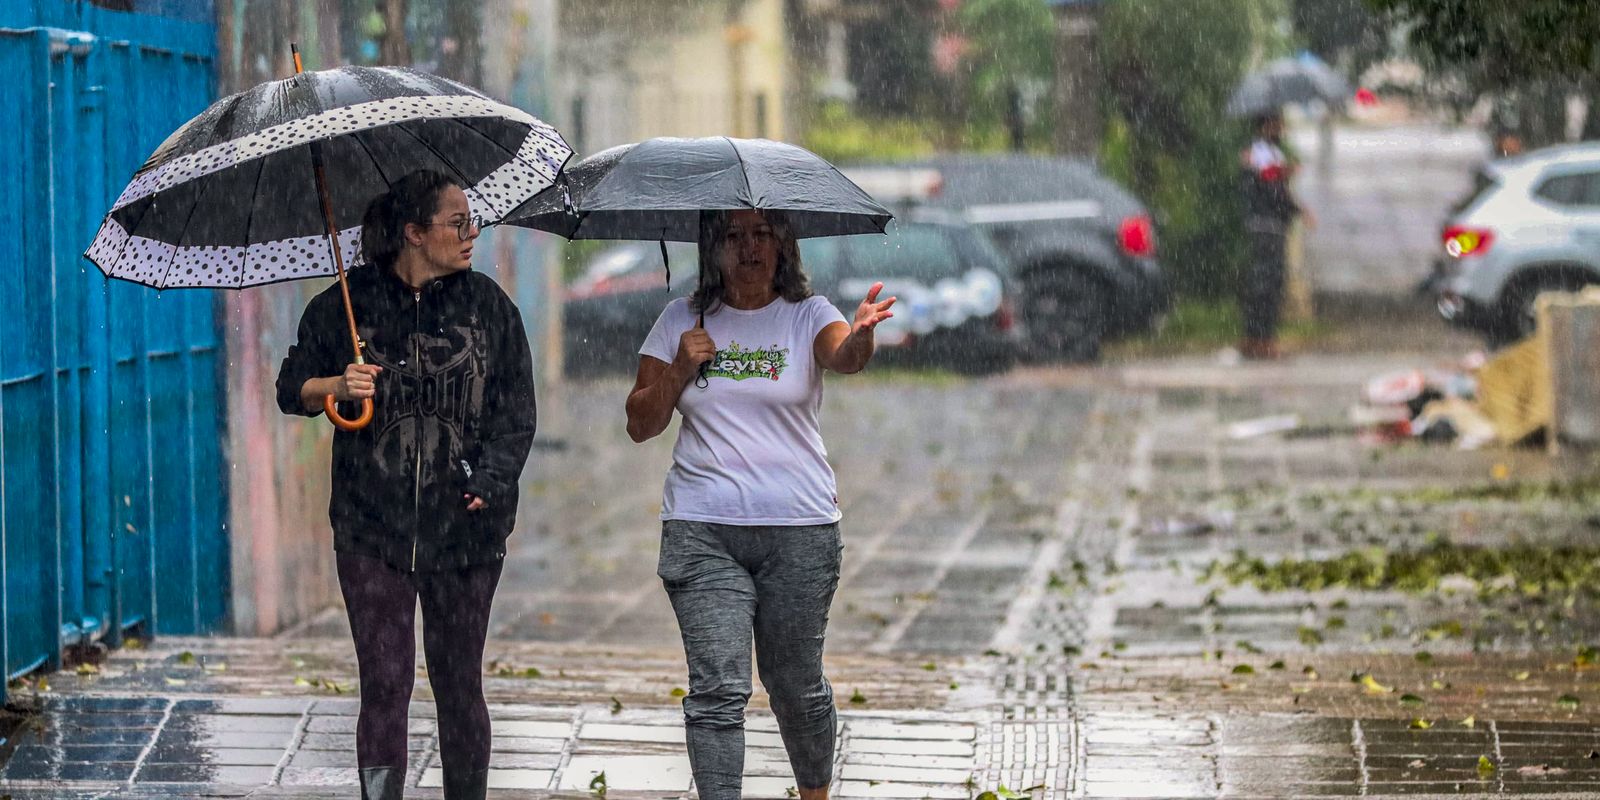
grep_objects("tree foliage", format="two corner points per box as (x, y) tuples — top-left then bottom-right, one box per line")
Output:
(1366, 0), (1600, 88)
(1099, 0), (1284, 298)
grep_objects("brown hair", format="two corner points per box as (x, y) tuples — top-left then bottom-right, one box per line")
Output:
(690, 209), (812, 314)
(360, 170), (462, 272)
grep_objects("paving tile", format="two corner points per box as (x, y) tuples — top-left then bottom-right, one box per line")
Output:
(844, 721), (977, 741)
(42, 696), (168, 713)
(839, 763), (974, 783)
(286, 749), (356, 768)
(743, 774), (802, 799)
(134, 764), (277, 784)
(170, 698), (313, 715)
(275, 766), (355, 786)
(491, 735), (569, 753)
(557, 755), (692, 790)
(146, 745), (285, 766)
(418, 767), (554, 789)
(4, 760), (138, 781)
(848, 738), (974, 757)
(163, 714), (302, 734)
(836, 780), (971, 799)
(494, 719), (571, 739)
(847, 751), (974, 769)
(577, 722), (685, 743)
(152, 729), (296, 750)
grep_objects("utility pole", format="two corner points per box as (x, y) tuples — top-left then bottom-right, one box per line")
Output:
(1048, 0), (1104, 159)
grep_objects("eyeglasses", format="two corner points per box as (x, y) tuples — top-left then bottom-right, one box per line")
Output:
(421, 215), (484, 241)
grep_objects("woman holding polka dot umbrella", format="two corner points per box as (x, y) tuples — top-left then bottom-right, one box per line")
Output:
(84, 45), (570, 430)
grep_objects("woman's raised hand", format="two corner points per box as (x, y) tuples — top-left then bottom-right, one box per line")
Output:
(852, 282), (896, 335)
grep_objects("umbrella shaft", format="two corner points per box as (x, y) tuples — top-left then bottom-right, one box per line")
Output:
(309, 141), (364, 363)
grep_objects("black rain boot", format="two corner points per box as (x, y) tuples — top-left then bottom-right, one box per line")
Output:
(359, 766), (405, 800)
(442, 767), (489, 800)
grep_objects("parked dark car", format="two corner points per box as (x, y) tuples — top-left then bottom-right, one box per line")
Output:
(843, 155), (1168, 362)
(561, 217), (1024, 377)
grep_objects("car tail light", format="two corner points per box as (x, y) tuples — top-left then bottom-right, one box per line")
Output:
(1119, 215), (1155, 257)
(994, 296), (1015, 332)
(1443, 226), (1493, 258)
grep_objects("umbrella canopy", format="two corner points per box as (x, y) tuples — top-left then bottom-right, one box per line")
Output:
(1226, 54), (1352, 118)
(86, 64), (572, 289)
(502, 136), (892, 241)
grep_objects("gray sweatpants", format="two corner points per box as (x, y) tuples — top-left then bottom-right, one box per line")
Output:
(657, 520), (844, 798)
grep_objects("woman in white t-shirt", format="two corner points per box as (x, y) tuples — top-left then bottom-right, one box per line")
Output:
(625, 208), (894, 800)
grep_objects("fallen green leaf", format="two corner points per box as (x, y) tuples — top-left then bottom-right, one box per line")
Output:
(1400, 693), (1425, 706)
(1557, 694), (1581, 710)
(1409, 718), (1432, 729)
(610, 697), (623, 714)
(670, 687), (687, 698)
(849, 689), (867, 705)
(177, 651), (196, 666)
(1478, 755), (1496, 776)
(1231, 664), (1254, 675)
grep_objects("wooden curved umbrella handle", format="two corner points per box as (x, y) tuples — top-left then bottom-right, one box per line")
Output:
(324, 395), (373, 431)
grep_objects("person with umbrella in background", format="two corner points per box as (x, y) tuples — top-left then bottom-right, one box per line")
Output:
(1238, 111), (1311, 360)
(86, 47), (569, 799)
(1226, 54), (1344, 360)
(505, 135), (893, 798)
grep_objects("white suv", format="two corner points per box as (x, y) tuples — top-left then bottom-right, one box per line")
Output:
(1436, 143), (1600, 346)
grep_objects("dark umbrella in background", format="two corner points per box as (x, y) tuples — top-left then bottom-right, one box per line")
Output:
(86, 46), (571, 430)
(1226, 53), (1352, 118)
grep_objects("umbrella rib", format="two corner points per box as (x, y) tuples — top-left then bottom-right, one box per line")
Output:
(349, 128), (399, 195)
(236, 155), (270, 290)
(388, 122), (482, 209)
(724, 136), (756, 209)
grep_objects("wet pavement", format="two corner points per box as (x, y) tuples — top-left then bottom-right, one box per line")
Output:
(7, 346), (1600, 798)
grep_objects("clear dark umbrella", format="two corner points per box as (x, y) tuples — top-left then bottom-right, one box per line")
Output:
(1226, 54), (1352, 118)
(85, 46), (571, 430)
(502, 136), (892, 244)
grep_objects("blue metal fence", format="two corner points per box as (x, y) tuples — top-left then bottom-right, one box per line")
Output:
(0, 0), (226, 699)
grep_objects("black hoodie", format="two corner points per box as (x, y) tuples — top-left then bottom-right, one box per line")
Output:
(276, 265), (535, 571)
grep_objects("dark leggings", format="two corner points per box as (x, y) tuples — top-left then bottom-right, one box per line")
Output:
(336, 551), (503, 772)
(1241, 229), (1288, 341)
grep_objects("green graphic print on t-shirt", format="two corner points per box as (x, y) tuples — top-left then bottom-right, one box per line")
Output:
(704, 341), (788, 382)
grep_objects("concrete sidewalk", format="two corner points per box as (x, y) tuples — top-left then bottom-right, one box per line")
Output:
(6, 350), (1600, 798)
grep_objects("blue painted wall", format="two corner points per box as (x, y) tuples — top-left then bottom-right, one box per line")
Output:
(0, 0), (227, 699)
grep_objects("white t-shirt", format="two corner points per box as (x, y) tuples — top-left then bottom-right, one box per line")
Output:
(639, 295), (848, 526)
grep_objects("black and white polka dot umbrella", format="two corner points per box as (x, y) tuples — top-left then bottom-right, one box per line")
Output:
(85, 62), (572, 289)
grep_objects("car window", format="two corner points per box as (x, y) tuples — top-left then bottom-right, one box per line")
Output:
(836, 223), (962, 281)
(1534, 172), (1600, 207)
(798, 237), (841, 284)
